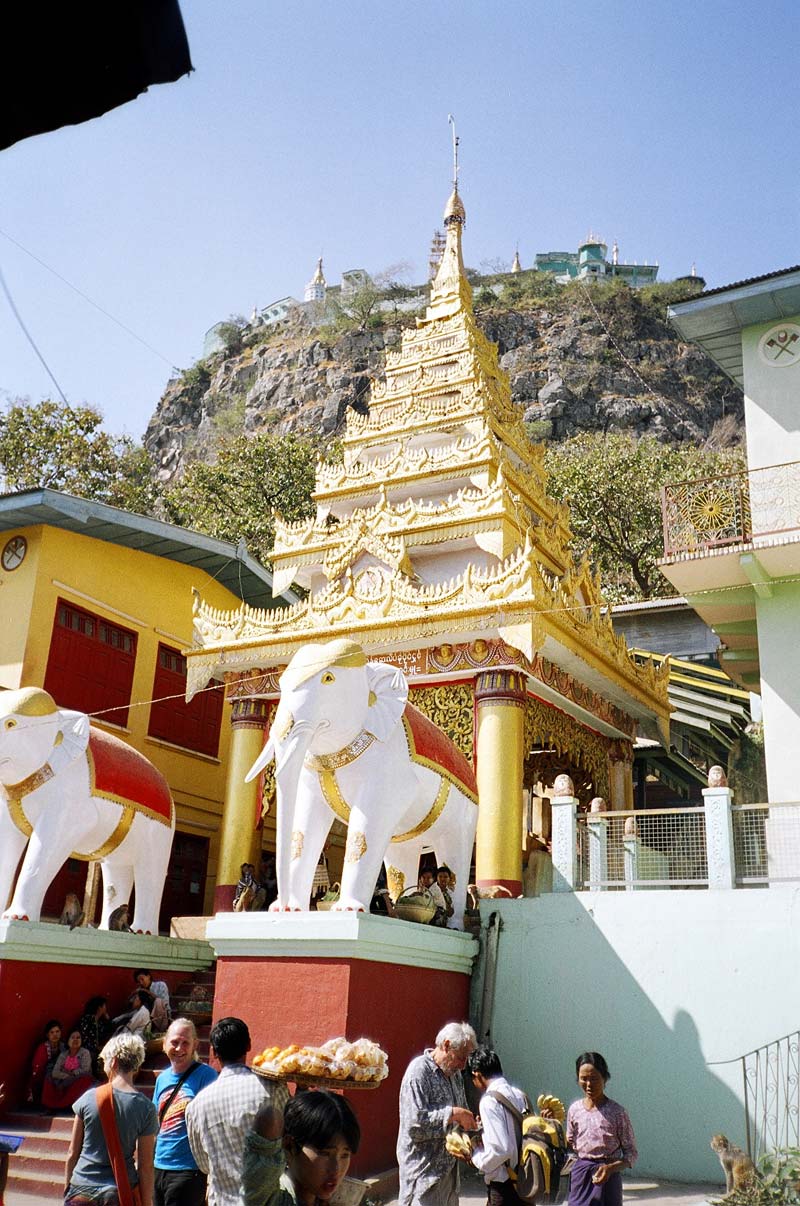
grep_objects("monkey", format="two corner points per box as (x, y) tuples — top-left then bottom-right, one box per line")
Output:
(710, 1134), (757, 1195)
(233, 863), (266, 911)
(108, 904), (131, 932)
(59, 892), (84, 929)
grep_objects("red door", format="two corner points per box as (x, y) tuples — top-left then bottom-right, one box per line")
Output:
(158, 831), (210, 932)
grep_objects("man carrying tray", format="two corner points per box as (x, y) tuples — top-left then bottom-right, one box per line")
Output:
(186, 1017), (287, 1206)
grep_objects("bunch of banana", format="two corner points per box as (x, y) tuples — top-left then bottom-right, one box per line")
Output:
(537, 1093), (566, 1123)
(445, 1130), (473, 1158)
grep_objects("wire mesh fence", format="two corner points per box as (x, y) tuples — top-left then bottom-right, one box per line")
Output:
(733, 803), (800, 885)
(577, 808), (708, 889)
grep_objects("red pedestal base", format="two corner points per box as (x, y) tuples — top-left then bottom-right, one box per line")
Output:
(209, 915), (477, 1177)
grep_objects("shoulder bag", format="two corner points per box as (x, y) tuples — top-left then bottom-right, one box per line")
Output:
(95, 1083), (142, 1206)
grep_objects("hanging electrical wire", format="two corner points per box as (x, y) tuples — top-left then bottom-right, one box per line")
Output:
(0, 261), (69, 404)
(0, 225), (180, 372)
(84, 569), (769, 722)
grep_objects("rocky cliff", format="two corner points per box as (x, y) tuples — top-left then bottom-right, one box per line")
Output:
(144, 283), (743, 485)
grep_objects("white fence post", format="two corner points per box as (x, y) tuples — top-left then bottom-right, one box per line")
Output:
(623, 817), (641, 891)
(551, 775), (579, 892)
(587, 797), (608, 891)
(703, 765), (736, 889)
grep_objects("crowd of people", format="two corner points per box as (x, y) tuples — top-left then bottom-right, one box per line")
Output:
(397, 1024), (636, 1206)
(8, 996), (636, 1206)
(27, 970), (173, 1113)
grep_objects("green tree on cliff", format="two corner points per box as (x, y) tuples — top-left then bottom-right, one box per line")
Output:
(0, 399), (160, 513)
(161, 432), (319, 565)
(543, 432), (744, 602)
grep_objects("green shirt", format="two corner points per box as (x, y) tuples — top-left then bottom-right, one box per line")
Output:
(240, 1132), (299, 1206)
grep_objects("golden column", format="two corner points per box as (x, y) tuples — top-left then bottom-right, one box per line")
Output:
(475, 669), (527, 894)
(214, 698), (269, 911)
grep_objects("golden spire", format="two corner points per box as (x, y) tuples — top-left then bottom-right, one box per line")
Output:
(427, 117), (472, 320)
(512, 248), (522, 273)
(312, 257), (325, 286)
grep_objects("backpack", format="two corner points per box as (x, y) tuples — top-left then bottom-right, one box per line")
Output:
(486, 1090), (569, 1205)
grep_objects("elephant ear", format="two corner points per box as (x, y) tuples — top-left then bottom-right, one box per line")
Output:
(48, 711), (90, 776)
(365, 662), (408, 742)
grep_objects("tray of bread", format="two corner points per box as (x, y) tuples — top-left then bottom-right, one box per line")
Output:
(251, 1037), (388, 1090)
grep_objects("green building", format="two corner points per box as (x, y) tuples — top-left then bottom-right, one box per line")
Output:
(534, 236), (659, 286)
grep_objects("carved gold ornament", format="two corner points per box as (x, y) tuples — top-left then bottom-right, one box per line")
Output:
(386, 865), (406, 900)
(345, 831), (368, 863)
(524, 696), (612, 802)
(411, 684), (475, 763)
(305, 730), (376, 771)
(290, 830), (304, 861)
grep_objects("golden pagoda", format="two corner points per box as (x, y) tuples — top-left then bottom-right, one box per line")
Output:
(189, 180), (670, 902)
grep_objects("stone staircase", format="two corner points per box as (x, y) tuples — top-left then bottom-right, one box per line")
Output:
(5, 967), (215, 1202)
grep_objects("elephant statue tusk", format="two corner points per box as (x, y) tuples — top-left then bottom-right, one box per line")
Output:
(244, 734), (275, 783)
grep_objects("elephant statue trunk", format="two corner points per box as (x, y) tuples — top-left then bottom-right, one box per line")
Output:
(247, 716), (320, 910)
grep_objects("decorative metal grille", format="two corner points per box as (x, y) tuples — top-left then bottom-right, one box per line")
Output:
(732, 803), (800, 885)
(741, 1031), (800, 1160)
(662, 461), (800, 558)
(576, 808), (707, 888)
(661, 472), (751, 556)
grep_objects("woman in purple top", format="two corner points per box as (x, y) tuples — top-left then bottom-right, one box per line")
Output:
(566, 1052), (637, 1206)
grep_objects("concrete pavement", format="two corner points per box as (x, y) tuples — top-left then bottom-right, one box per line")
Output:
(380, 1167), (717, 1206)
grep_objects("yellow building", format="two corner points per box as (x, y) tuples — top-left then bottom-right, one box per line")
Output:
(0, 488), (290, 924)
(189, 183), (671, 897)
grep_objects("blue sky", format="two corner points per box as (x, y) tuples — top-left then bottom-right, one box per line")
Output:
(1, 0), (798, 438)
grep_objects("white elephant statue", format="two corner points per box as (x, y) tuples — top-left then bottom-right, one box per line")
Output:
(246, 639), (478, 928)
(0, 687), (175, 933)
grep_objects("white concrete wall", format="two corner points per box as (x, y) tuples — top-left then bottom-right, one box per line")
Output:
(742, 318), (800, 472)
(479, 889), (800, 1182)
(756, 579), (800, 803)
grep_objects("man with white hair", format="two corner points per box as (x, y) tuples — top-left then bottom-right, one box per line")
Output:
(397, 1021), (479, 1206)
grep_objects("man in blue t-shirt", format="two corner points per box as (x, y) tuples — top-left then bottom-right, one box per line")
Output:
(154, 1018), (217, 1206)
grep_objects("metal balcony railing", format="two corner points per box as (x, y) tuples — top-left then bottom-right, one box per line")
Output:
(661, 461), (800, 558)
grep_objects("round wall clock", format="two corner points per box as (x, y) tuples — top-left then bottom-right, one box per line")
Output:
(758, 323), (800, 367)
(1, 535), (27, 570)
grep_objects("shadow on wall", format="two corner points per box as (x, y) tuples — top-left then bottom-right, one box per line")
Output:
(472, 892), (775, 1183)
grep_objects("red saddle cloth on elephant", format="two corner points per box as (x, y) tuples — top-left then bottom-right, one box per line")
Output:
(88, 727), (173, 825)
(402, 703), (478, 803)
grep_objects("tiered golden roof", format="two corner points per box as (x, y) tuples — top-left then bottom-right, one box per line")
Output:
(189, 184), (669, 741)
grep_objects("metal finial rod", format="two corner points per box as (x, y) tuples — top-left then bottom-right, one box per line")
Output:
(448, 113), (459, 189)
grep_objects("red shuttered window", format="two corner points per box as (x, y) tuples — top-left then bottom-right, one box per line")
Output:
(148, 643), (223, 757)
(44, 599), (137, 725)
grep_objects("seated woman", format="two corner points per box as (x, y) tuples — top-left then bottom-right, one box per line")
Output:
(124, 990), (155, 1038)
(78, 997), (112, 1079)
(29, 1020), (64, 1106)
(241, 1090), (360, 1206)
(41, 1030), (94, 1111)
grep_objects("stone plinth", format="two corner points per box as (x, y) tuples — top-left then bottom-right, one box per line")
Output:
(206, 912), (478, 1176)
(0, 921), (213, 1105)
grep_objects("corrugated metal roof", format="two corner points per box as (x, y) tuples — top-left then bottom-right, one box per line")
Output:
(696, 265), (800, 300)
(668, 266), (800, 386)
(0, 489), (293, 610)
(604, 596), (687, 615)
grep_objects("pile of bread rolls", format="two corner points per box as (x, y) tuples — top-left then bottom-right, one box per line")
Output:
(253, 1036), (388, 1083)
